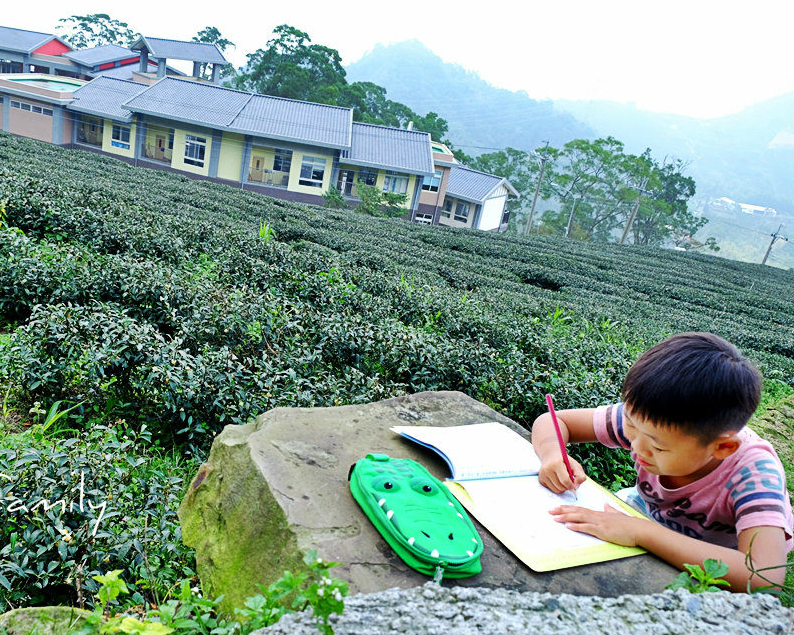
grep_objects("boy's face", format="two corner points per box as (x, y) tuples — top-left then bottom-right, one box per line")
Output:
(622, 407), (738, 486)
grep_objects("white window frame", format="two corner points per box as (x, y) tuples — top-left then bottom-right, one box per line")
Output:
(441, 198), (453, 218)
(273, 148), (293, 173)
(422, 169), (442, 192)
(184, 134), (207, 167)
(111, 124), (131, 150)
(383, 172), (409, 194)
(299, 155), (326, 188)
(454, 201), (471, 223)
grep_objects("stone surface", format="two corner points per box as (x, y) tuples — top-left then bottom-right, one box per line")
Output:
(257, 583), (794, 635)
(179, 390), (678, 614)
(0, 606), (91, 635)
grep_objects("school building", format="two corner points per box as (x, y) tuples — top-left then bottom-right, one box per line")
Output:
(0, 25), (517, 232)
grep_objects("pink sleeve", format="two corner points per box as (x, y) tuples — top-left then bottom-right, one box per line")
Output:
(593, 403), (631, 449)
(729, 453), (793, 541)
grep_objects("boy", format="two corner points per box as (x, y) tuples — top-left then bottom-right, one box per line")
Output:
(532, 332), (793, 591)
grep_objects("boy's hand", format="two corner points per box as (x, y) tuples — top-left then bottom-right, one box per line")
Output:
(538, 456), (587, 494)
(549, 503), (645, 546)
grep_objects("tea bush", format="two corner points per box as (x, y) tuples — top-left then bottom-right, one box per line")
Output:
(0, 132), (792, 451)
(0, 421), (197, 609)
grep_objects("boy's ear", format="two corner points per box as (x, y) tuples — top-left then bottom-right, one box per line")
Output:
(711, 432), (741, 459)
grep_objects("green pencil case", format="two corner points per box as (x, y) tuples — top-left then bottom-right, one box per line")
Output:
(348, 453), (483, 578)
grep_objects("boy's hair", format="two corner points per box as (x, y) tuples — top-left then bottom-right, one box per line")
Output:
(622, 332), (761, 443)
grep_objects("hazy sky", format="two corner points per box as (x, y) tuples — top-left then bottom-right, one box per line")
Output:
(5, 1), (794, 118)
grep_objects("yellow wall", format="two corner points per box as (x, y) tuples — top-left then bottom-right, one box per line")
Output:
(171, 127), (212, 177)
(218, 132), (244, 182)
(287, 150), (334, 195)
(101, 119), (136, 158)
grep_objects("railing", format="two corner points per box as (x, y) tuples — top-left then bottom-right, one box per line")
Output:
(76, 128), (102, 148)
(143, 144), (173, 164)
(248, 169), (289, 188)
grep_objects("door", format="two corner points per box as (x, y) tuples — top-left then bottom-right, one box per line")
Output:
(250, 154), (265, 182)
(155, 135), (166, 161)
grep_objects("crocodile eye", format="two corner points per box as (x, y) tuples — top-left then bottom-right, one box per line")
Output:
(371, 475), (401, 492)
(410, 477), (437, 495)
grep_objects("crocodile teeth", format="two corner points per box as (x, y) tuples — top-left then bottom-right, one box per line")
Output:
(466, 550), (473, 557)
(408, 537), (415, 545)
(431, 549), (439, 558)
(387, 510), (394, 519)
(378, 498), (386, 507)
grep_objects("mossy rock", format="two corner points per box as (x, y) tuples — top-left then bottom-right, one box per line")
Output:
(0, 606), (91, 635)
(750, 394), (794, 497)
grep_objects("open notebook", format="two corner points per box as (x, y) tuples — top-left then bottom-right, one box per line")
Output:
(392, 421), (645, 572)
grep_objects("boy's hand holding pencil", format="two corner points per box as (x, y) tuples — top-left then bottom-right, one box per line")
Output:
(536, 394), (588, 495)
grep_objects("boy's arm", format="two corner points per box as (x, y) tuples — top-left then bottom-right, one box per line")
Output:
(550, 505), (787, 591)
(532, 408), (598, 493)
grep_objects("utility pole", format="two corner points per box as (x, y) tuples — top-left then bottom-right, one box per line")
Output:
(565, 196), (581, 238)
(619, 177), (651, 245)
(761, 224), (788, 265)
(524, 141), (550, 235)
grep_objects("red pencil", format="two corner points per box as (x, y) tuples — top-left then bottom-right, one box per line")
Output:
(545, 394), (578, 499)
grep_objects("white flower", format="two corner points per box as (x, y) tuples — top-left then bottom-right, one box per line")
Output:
(332, 589), (342, 602)
(317, 587), (324, 597)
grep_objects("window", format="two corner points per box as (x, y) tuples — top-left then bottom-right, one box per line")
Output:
(43, 108), (53, 116)
(414, 213), (433, 224)
(184, 134), (207, 167)
(273, 149), (292, 173)
(453, 201), (471, 223)
(357, 169), (377, 186)
(383, 172), (408, 194)
(168, 131), (174, 150)
(111, 124), (131, 150)
(441, 198), (453, 218)
(10, 100), (20, 109)
(422, 170), (442, 192)
(299, 155), (326, 188)
(9, 100), (51, 115)
(20, 103), (31, 111)
(31, 105), (42, 114)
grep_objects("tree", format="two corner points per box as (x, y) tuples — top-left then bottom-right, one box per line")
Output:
(354, 182), (407, 217)
(232, 24), (450, 137)
(632, 158), (716, 249)
(233, 25), (346, 103)
(57, 14), (137, 49)
(193, 26), (235, 80)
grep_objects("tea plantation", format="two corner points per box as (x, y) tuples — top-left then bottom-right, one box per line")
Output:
(0, 131), (793, 609)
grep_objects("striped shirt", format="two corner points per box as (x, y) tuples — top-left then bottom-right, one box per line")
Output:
(594, 403), (794, 551)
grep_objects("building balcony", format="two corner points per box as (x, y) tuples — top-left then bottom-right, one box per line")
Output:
(144, 144), (173, 164)
(248, 169), (289, 188)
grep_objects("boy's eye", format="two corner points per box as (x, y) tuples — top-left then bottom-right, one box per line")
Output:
(652, 447), (665, 452)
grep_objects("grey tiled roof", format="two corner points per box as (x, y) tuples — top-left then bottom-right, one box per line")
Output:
(235, 94), (353, 148)
(132, 37), (227, 64)
(343, 123), (434, 175)
(446, 165), (519, 203)
(90, 65), (147, 81)
(0, 25), (68, 54)
(64, 44), (137, 67)
(68, 76), (145, 122)
(124, 77), (353, 149)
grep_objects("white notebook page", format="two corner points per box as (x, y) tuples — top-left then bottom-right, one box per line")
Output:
(391, 422), (542, 480)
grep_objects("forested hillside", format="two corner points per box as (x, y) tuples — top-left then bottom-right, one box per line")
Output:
(347, 41), (794, 212)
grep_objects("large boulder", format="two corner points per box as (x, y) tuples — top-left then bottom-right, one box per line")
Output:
(179, 391), (677, 613)
(0, 606), (91, 635)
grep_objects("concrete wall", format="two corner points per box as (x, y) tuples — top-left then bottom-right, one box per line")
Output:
(101, 118), (136, 159)
(218, 132), (244, 181)
(171, 126), (213, 177)
(479, 194), (507, 231)
(7, 97), (53, 143)
(288, 150), (335, 195)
